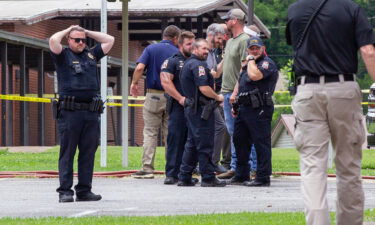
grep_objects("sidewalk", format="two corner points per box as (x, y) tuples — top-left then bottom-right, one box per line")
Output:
(0, 176), (374, 219)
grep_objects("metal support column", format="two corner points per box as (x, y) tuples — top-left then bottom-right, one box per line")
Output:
(197, 16), (203, 38)
(122, 0), (129, 167)
(100, 0), (108, 167)
(1, 42), (7, 146)
(186, 17), (192, 31)
(174, 17), (181, 28)
(116, 69), (122, 146)
(37, 50), (45, 146)
(20, 45), (28, 145)
(161, 18), (168, 38)
(7, 65), (13, 146)
(247, 0), (254, 25)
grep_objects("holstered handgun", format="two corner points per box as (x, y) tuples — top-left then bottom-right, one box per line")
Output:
(264, 92), (273, 106)
(232, 101), (239, 116)
(52, 99), (60, 119)
(165, 94), (173, 114)
(199, 97), (220, 120)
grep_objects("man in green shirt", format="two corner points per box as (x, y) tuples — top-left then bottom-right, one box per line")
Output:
(217, 9), (249, 179)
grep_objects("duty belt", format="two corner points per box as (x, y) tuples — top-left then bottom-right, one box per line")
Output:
(297, 74), (355, 85)
(237, 89), (273, 108)
(58, 96), (104, 113)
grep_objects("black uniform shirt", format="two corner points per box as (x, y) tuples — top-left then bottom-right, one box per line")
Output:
(238, 55), (278, 94)
(180, 54), (214, 100)
(160, 51), (187, 94)
(286, 0), (375, 76)
(51, 44), (105, 101)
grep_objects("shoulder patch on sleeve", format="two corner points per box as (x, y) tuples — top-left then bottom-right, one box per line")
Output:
(198, 66), (206, 76)
(161, 59), (169, 69)
(261, 61), (269, 70)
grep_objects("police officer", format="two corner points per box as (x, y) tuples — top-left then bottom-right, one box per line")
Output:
(178, 39), (226, 187)
(49, 25), (114, 202)
(160, 31), (196, 184)
(230, 37), (278, 186)
(286, 0), (375, 224)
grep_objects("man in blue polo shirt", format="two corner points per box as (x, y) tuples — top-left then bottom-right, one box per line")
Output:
(130, 25), (181, 178)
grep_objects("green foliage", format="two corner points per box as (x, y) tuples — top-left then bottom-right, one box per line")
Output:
(0, 209), (374, 224)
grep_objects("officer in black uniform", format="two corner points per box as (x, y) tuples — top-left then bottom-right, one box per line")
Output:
(231, 37), (278, 186)
(160, 31), (196, 185)
(49, 25), (114, 202)
(177, 39), (226, 187)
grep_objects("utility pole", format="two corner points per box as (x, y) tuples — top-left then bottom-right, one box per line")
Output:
(247, 0), (254, 25)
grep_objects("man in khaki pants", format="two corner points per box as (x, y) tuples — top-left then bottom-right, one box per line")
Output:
(130, 25), (181, 178)
(286, 0), (375, 224)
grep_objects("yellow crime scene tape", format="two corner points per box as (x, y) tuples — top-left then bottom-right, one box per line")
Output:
(0, 90), (371, 108)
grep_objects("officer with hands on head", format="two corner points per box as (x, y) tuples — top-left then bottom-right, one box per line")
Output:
(178, 39), (226, 187)
(160, 31), (196, 185)
(230, 37), (278, 187)
(49, 25), (114, 203)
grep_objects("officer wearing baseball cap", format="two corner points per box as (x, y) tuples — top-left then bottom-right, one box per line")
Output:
(229, 36), (278, 187)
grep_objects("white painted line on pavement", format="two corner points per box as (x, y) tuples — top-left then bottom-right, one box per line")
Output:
(104, 207), (138, 212)
(0, 178), (9, 181)
(69, 210), (97, 218)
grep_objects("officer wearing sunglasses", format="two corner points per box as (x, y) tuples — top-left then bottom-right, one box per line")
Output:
(49, 25), (114, 203)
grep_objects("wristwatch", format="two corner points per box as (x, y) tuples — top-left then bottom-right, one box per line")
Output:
(248, 55), (255, 61)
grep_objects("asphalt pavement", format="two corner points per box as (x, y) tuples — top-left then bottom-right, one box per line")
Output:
(0, 176), (375, 219)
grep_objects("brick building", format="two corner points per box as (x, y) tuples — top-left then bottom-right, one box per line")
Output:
(0, 0), (270, 146)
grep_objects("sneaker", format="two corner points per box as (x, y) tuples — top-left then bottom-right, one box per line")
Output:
(201, 178), (226, 187)
(131, 170), (154, 179)
(59, 194), (74, 203)
(216, 170), (235, 179)
(76, 192), (102, 202)
(214, 165), (228, 174)
(164, 177), (178, 185)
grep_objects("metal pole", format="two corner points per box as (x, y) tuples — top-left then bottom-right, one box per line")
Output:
(122, 0), (129, 167)
(100, 0), (108, 167)
(247, 0), (254, 25)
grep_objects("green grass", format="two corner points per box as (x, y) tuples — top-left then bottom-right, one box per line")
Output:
(0, 209), (374, 225)
(0, 147), (375, 176)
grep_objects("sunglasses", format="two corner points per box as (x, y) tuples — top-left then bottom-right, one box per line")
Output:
(69, 37), (86, 44)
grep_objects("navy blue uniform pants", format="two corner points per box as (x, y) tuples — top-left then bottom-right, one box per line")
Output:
(56, 110), (100, 196)
(178, 107), (216, 182)
(165, 102), (188, 178)
(233, 105), (273, 182)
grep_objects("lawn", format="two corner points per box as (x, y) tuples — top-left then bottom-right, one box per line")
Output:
(0, 146), (375, 176)
(0, 210), (374, 225)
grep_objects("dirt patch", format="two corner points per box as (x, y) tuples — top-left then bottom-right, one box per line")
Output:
(2, 146), (52, 153)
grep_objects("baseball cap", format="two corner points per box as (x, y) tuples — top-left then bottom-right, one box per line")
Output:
(221, 9), (246, 21)
(247, 36), (264, 48)
(244, 26), (260, 37)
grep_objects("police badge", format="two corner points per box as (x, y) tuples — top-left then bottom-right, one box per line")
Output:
(198, 66), (205, 76)
(88, 52), (95, 59)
